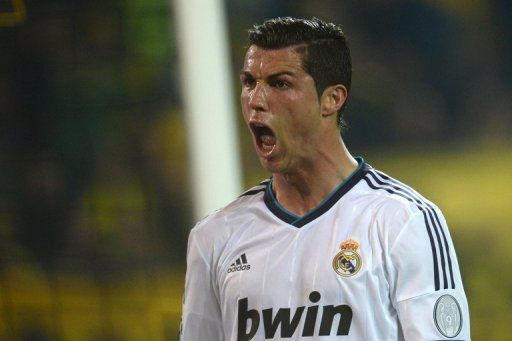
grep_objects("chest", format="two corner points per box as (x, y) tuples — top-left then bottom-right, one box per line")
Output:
(216, 213), (388, 310)
(214, 209), (399, 339)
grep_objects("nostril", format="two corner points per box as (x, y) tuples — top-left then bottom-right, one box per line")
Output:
(250, 103), (266, 112)
(249, 95), (267, 112)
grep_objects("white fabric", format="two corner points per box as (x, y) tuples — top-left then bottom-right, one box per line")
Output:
(180, 164), (470, 340)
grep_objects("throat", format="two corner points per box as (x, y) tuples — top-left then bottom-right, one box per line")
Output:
(272, 176), (329, 216)
(261, 134), (276, 146)
(271, 158), (359, 216)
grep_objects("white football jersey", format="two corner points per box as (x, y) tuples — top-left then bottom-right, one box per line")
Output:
(180, 158), (470, 340)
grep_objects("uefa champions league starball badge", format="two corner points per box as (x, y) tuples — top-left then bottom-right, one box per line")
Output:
(332, 239), (362, 277)
(434, 295), (463, 338)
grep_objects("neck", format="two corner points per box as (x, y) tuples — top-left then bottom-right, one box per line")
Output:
(272, 139), (358, 216)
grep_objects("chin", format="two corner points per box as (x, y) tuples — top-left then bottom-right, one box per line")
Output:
(259, 157), (289, 175)
(258, 158), (279, 174)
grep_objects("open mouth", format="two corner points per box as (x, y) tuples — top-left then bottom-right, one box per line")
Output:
(250, 122), (276, 154)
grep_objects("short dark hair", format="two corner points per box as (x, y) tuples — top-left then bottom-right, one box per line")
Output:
(248, 17), (352, 130)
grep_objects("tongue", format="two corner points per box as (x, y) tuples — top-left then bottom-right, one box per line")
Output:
(261, 134), (276, 146)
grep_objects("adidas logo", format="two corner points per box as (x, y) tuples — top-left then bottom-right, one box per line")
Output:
(227, 253), (251, 273)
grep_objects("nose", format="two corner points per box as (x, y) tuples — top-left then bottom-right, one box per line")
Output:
(248, 82), (268, 112)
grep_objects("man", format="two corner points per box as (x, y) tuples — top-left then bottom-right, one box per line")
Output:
(180, 17), (470, 340)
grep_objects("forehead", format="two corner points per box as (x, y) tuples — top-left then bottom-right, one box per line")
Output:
(243, 45), (306, 75)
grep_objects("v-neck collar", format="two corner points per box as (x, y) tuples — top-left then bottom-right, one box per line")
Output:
(263, 157), (368, 228)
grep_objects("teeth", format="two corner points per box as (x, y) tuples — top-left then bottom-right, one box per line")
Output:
(261, 143), (274, 152)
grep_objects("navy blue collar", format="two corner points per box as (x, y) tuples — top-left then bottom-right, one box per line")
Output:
(263, 157), (369, 228)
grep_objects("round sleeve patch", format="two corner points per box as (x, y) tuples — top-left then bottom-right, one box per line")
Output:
(433, 294), (463, 338)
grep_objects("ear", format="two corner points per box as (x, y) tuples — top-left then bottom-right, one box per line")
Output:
(320, 84), (348, 118)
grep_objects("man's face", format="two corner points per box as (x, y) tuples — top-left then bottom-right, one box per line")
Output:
(240, 45), (323, 174)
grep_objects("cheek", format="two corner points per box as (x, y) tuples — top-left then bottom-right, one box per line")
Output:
(283, 103), (320, 140)
(240, 92), (251, 121)
(240, 91), (248, 107)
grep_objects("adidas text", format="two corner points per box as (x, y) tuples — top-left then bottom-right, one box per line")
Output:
(228, 264), (251, 273)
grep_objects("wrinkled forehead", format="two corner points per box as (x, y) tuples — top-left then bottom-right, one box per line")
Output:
(243, 44), (307, 74)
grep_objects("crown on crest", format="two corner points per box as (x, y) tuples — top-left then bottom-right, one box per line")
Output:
(340, 239), (359, 251)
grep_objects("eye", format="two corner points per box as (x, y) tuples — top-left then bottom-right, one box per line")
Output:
(241, 76), (256, 88)
(271, 79), (289, 89)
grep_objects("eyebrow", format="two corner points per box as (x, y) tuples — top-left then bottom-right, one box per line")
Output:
(239, 70), (298, 79)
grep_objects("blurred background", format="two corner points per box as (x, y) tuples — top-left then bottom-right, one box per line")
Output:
(1, 0), (511, 340)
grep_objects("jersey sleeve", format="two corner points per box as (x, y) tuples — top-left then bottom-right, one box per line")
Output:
(388, 207), (471, 340)
(180, 228), (224, 340)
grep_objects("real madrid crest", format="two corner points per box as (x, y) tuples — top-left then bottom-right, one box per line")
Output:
(332, 239), (362, 277)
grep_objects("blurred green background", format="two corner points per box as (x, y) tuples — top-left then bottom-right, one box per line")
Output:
(1, 0), (511, 340)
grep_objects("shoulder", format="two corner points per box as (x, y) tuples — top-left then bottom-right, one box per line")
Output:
(359, 165), (442, 219)
(190, 178), (270, 239)
(358, 166), (453, 269)
(353, 165), (448, 247)
(187, 179), (269, 267)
